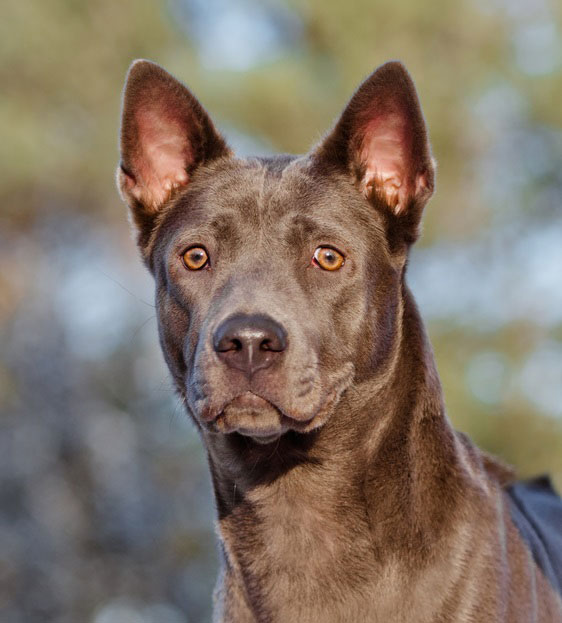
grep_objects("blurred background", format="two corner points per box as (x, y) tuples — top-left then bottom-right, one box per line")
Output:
(1, 0), (561, 621)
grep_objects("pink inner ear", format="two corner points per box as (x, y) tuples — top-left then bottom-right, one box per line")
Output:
(360, 110), (414, 214)
(130, 108), (192, 209)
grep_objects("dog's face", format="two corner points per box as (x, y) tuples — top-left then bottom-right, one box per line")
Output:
(118, 61), (434, 443)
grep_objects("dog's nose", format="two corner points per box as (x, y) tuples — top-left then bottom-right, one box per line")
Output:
(213, 314), (288, 377)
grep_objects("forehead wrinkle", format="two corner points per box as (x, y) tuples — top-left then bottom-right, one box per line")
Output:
(258, 156), (304, 213)
(249, 163), (292, 248)
(256, 160), (269, 247)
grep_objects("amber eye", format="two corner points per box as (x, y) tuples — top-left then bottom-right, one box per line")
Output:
(313, 247), (345, 271)
(182, 246), (209, 270)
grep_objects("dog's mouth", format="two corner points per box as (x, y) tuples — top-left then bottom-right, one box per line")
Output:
(204, 364), (355, 443)
(212, 392), (289, 443)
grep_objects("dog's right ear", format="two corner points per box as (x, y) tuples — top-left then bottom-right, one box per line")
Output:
(117, 60), (231, 250)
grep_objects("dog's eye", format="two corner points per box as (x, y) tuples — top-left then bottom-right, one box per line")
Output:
(313, 247), (345, 271)
(182, 246), (209, 270)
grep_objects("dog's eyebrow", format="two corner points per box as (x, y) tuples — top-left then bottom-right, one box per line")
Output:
(163, 210), (243, 256)
(210, 214), (240, 241)
(285, 215), (348, 247)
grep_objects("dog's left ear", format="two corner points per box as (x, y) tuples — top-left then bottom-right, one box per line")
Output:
(314, 62), (435, 243)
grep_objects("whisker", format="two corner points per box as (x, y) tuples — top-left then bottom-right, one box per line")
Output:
(129, 314), (156, 344)
(98, 269), (155, 308)
(168, 393), (187, 430)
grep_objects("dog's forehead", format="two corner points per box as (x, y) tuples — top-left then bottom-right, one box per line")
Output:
(155, 155), (387, 254)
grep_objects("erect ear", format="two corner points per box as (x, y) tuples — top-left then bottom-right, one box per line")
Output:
(314, 62), (435, 240)
(117, 60), (231, 246)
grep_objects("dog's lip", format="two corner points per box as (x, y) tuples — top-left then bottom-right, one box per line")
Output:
(249, 432), (282, 444)
(212, 391), (287, 439)
(228, 392), (273, 410)
(224, 391), (319, 423)
(202, 364), (355, 438)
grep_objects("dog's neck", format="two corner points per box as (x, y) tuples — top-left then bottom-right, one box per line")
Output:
(201, 284), (481, 618)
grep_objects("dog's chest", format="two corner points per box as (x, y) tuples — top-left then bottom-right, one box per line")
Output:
(218, 486), (536, 623)
(220, 499), (451, 623)
(219, 477), (395, 622)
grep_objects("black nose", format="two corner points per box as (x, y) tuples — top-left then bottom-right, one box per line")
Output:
(213, 314), (288, 377)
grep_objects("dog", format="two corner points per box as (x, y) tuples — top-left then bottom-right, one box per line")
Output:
(117, 59), (562, 622)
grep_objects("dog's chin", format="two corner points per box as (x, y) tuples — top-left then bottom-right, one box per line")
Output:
(213, 392), (288, 443)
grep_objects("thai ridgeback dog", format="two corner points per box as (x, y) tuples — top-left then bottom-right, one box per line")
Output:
(117, 59), (562, 622)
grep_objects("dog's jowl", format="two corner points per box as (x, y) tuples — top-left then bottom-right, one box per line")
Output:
(117, 60), (562, 622)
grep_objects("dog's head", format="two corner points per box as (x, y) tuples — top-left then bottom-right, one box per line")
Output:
(117, 60), (434, 444)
